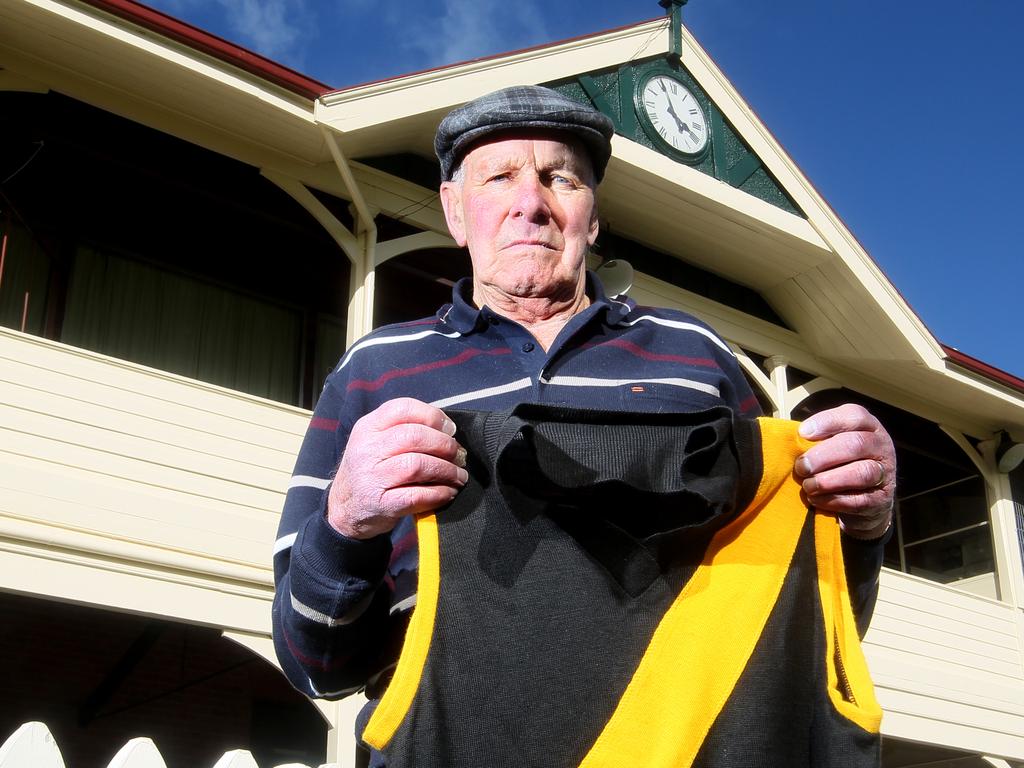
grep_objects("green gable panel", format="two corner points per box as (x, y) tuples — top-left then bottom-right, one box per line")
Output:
(546, 58), (801, 216)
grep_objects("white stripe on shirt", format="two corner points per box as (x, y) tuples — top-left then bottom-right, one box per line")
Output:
(619, 315), (733, 354)
(309, 678), (363, 698)
(389, 593), (418, 615)
(337, 328), (462, 371)
(288, 475), (332, 490)
(430, 378), (533, 409)
(290, 589), (374, 627)
(545, 375), (720, 398)
(273, 532), (297, 556)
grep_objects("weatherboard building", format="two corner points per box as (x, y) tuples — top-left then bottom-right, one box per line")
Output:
(0, 1), (1023, 766)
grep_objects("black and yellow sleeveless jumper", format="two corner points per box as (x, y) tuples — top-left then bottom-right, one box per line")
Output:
(363, 404), (882, 767)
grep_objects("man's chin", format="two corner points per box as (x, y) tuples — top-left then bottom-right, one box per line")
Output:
(502, 278), (579, 301)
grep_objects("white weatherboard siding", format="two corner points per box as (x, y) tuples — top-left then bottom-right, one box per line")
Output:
(866, 570), (1024, 759)
(0, 327), (308, 634)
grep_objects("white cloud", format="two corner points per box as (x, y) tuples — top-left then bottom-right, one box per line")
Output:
(403, 0), (551, 67)
(214, 0), (309, 62)
(159, 0), (311, 65)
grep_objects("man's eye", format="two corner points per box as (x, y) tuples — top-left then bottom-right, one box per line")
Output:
(487, 172), (511, 183)
(551, 174), (576, 186)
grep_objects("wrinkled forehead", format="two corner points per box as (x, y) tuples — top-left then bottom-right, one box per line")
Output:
(459, 129), (595, 179)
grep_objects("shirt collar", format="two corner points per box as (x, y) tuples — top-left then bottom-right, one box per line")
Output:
(437, 277), (484, 334)
(438, 271), (631, 334)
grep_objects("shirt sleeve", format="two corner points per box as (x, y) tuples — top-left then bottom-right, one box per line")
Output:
(271, 370), (396, 699)
(715, 338), (761, 418)
(841, 525), (891, 637)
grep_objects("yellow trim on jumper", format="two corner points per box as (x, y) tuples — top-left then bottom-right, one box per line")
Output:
(815, 513), (883, 732)
(362, 513), (441, 749)
(578, 418), (813, 767)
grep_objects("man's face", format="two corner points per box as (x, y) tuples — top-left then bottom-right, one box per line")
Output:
(439, 131), (599, 304)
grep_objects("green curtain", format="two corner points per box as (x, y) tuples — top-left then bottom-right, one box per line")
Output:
(0, 221), (49, 336)
(314, 313), (346, 406)
(62, 246), (302, 405)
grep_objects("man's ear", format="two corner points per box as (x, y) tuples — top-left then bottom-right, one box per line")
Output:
(587, 203), (600, 246)
(439, 182), (467, 247)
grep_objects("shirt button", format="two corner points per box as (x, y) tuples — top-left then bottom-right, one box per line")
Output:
(488, 316), (500, 325)
(521, 342), (535, 353)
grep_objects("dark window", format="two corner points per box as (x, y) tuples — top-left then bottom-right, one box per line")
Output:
(0, 90), (351, 409)
(373, 247), (472, 328)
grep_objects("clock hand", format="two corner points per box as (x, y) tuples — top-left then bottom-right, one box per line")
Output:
(663, 98), (689, 133)
(670, 96), (705, 141)
(658, 79), (688, 128)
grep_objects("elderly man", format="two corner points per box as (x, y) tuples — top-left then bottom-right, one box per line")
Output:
(272, 86), (894, 764)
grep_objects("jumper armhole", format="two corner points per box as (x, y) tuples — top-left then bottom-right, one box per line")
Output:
(814, 513), (883, 733)
(362, 513), (441, 749)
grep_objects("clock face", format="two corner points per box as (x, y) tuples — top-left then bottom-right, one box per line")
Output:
(637, 74), (709, 158)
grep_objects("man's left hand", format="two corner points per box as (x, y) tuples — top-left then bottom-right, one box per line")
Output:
(795, 404), (896, 540)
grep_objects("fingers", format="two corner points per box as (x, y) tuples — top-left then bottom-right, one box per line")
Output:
(362, 397), (457, 436)
(379, 422), (465, 464)
(798, 454), (895, 540)
(379, 482), (466, 518)
(327, 398), (469, 540)
(796, 434), (892, 485)
(796, 404), (896, 540)
(797, 403), (881, 441)
(377, 451), (469, 489)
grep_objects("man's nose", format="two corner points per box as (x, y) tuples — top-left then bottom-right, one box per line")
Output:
(509, 173), (551, 222)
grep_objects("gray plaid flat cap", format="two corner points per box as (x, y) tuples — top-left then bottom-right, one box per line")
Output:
(434, 85), (615, 183)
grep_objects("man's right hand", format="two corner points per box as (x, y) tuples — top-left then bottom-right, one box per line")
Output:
(327, 398), (468, 540)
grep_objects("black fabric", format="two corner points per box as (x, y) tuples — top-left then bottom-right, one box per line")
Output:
(373, 405), (879, 767)
(380, 405), (760, 768)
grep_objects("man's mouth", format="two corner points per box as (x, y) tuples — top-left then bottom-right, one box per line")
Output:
(506, 239), (555, 250)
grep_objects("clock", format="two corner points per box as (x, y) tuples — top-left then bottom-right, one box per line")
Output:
(635, 72), (709, 160)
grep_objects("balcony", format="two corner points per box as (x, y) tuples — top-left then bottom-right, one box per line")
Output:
(0, 326), (306, 634)
(2, 326), (1023, 762)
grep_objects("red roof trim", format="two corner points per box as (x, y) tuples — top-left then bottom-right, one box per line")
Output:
(80, 0), (333, 99)
(326, 15), (665, 96)
(941, 344), (1024, 393)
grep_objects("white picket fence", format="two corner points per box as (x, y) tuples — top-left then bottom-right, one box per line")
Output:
(0, 722), (339, 768)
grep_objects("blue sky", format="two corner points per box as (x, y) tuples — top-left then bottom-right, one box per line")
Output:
(149, 0), (1024, 379)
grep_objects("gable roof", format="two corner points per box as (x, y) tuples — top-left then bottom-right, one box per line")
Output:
(2, 0), (1022, 434)
(313, 16), (1024, 433)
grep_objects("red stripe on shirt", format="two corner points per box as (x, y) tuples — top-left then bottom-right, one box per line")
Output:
(310, 417), (339, 431)
(394, 318), (441, 328)
(348, 347), (512, 392)
(591, 338), (719, 368)
(389, 529), (418, 566)
(281, 624), (353, 671)
(739, 394), (761, 415)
